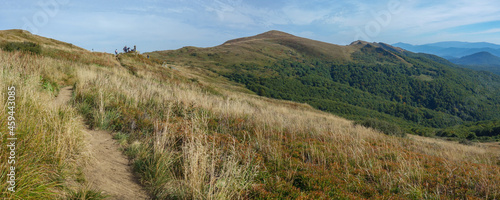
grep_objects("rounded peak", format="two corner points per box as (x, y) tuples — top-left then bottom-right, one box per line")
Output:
(257, 30), (294, 38)
(0, 29), (32, 35)
(222, 30), (296, 45)
(461, 51), (498, 59)
(349, 40), (370, 46)
(473, 51), (494, 55)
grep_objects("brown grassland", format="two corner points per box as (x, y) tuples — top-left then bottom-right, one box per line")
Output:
(0, 30), (499, 199)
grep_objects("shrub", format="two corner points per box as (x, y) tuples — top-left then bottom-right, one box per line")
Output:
(1, 41), (42, 54)
(458, 138), (474, 146)
(355, 118), (406, 137)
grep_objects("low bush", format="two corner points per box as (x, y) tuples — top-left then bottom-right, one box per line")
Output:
(1, 41), (42, 55)
(356, 118), (406, 137)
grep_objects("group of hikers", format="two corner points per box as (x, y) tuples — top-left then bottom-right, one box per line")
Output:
(115, 45), (137, 55)
(114, 45), (150, 59)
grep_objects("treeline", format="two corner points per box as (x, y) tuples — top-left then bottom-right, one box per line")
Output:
(436, 120), (500, 142)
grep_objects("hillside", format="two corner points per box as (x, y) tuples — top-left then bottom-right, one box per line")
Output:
(1, 30), (500, 199)
(0, 29), (84, 51)
(149, 31), (500, 140)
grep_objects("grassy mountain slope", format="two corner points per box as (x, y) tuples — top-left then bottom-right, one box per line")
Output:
(150, 31), (355, 69)
(0, 29), (84, 51)
(1, 30), (500, 199)
(149, 31), (500, 140)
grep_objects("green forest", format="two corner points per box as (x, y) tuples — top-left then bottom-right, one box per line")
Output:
(222, 47), (500, 141)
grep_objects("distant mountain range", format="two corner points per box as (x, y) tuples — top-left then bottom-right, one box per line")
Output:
(393, 41), (500, 75)
(393, 41), (500, 58)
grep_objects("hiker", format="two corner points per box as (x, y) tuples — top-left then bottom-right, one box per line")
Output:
(133, 45), (137, 52)
(115, 49), (118, 55)
(123, 46), (128, 53)
(127, 47), (131, 52)
(147, 55), (150, 59)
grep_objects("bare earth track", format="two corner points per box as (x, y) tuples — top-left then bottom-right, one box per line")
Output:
(55, 86), (149, 200)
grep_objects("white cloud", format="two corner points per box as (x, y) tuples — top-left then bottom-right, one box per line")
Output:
(389, 0), (500, 33)
(473, 28), (500, 34)
(204, 1), (256, 26)
(2, 0), (500, 51)
(281, 6), (331, 25)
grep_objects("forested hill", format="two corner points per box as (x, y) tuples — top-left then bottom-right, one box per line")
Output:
(148, 30), (500, 138)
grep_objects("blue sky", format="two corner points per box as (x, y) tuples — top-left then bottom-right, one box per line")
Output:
(1, 0), (499, 53)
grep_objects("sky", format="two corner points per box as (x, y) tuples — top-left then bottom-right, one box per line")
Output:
(1, 0), (500, 53)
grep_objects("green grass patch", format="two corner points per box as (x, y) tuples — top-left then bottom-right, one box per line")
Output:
(1, 41), (42, 55)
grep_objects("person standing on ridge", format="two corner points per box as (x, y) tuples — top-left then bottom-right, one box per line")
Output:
(115, 49), (118, 55)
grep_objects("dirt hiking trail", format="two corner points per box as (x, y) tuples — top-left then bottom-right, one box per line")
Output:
(55, 86), (149, 200)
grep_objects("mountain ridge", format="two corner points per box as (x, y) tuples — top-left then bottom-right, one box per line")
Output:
(393, 41), (500, 74)
(393, 41), (500, 58)
(426, 41), (500, 49)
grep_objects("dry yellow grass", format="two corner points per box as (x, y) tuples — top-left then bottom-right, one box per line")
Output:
(0, 50), (88, 199)
(407, 134), (499, 165)
(72, 52), (500, 199)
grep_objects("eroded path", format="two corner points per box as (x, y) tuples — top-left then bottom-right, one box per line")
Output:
(55, 86), (149, 200)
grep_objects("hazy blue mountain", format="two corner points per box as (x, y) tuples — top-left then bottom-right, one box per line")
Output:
(426, 41), (500, 49)
(448, 52), (500, 75)
(392, 42), (500, 58)
(451, 51), (500, 65)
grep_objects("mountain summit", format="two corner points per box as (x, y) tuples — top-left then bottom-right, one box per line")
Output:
(222, 30), (295, 45)
(217, 30), (357, 62)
